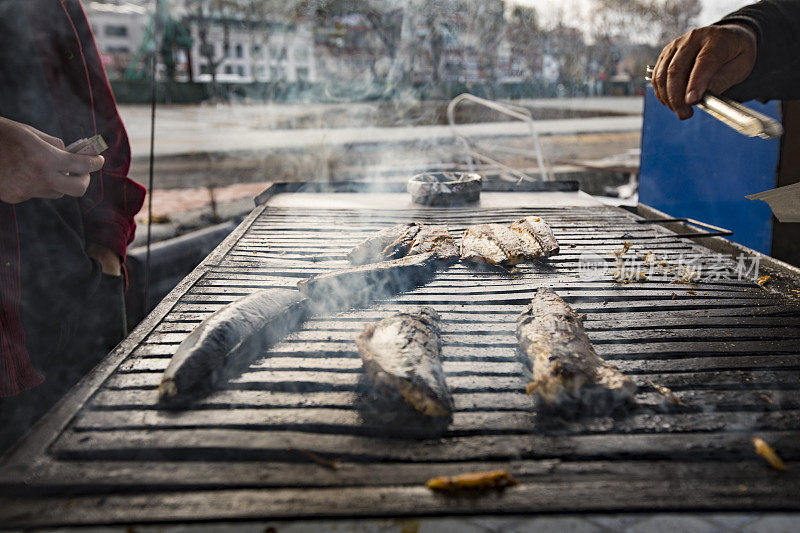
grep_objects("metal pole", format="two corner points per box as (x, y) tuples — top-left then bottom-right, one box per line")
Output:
(144, 0), (164, 314)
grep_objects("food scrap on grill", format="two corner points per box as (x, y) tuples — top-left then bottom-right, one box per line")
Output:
(758, 393), (773, 404)
(646, 379), (690, 408)
(757, 275), (771, 287)
(516, 288), (637, 415)
(677, 265), (701, 283)
(752, 437), (787, 471)
(356, 307), (453, 417)
(158, 289), (308, 405)
(426, 470), (518, 492)
(347, 222), (422, 265)
(611, 241), (647, 282)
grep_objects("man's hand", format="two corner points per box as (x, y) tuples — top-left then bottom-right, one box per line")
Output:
(87, 243), (122, 277)
(0, 117), (105, 204)
(653, 24), (757, 120)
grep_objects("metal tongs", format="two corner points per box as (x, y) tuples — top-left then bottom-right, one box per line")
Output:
(645, 66), (783, 139)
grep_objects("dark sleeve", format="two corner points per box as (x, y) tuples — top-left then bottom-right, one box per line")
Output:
(716, 0), (800, 101)
(68, 1), (146, 260)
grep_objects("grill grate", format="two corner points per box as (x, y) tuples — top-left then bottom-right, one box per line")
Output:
(1, 195), (799, 526)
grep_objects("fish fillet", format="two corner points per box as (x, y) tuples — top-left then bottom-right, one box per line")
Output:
(510, 216), (560, 257)
(516, 288), (636, 415)
(347, 223), (422, 265)
(159, 288), (308, 404)
(460, 223), (541, 266)
(298, 251), (438, 309)
(356, 307), (453, 417)
(407, 225), (459, 265)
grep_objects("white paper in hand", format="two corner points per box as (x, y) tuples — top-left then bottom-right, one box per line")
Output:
(65, 134), (108, 156)
(745, 182), (800, 222)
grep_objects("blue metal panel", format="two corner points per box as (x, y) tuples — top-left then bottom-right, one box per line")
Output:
(638, 87), (781, 253)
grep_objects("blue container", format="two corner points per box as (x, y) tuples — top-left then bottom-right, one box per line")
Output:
(638, 87), (781, 253)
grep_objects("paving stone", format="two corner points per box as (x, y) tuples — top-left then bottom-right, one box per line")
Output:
(585, 514), (649, 531)
(504, 516), (602, 533)
(418, 517), (493, 533)
(626, 514), (719, 533)
(741, 514), (800, 533)
(706, 513), (763, 531)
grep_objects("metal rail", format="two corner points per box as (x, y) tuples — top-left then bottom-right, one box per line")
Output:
(636, 217), (733, 238)
(447, 93), (551, 182)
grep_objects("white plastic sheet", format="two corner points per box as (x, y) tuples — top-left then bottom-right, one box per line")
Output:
(745, 181), (800, 223)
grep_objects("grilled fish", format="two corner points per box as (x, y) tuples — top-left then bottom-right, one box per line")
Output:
(407, 224), (459, 265)
(159, 288), (308, 404)
(510, 216), (559, 257)
(516, 288), (636, 415)
(460, 223), (541, 266)
(356, 307), (453, 417)
(298, 251), (438, 310)
(347, 223), (422, 265)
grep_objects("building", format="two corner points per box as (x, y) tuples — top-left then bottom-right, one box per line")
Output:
(86, 1), (316, 84)
(85, 1), (148, 80)
(185, 14), (317, 84)
(314, 14), (382, 84)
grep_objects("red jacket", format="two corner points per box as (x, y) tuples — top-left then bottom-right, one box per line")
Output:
(0, 0), (146, 397)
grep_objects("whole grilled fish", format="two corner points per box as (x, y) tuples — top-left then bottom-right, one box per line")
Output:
(460, 224), (540, 266)
(159, 288), (308, 404)
(298, 251), (438, 310)
(356, 307), (453, 417)
(510, 216), (559, 257)
(516, 288), (636, 415)
(407, 225), (459, 265)
(347, 223), (422, 265)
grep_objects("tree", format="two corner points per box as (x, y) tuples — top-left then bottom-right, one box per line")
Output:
(656, 0), (702, 43)
(591, 0), (702, 45)
(160, 18), (194, 81)
(422, 0), (445, 85)
(550, 22), (588, 89)
(243, 0), (307, 82)
(312, 0), (405, 84)
(589, 0), (700, 93)
(506, 5), (543, 82)
(186, 0), (239, 96)
(465, 0), (505, 96)
(591, 0), (651, 42)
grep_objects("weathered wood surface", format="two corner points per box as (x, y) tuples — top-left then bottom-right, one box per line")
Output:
(1, 201), (799, 527)
(4, 473), (800, 527)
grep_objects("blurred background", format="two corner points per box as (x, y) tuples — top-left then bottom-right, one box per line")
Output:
(85, 0), (749, 241)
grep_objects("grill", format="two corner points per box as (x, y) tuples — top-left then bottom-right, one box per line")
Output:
(1, 187), (800, 527)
